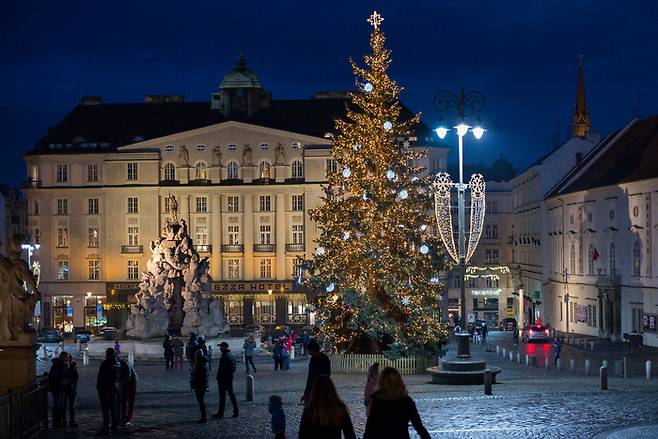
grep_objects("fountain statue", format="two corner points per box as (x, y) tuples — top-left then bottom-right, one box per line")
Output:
(126, 195), (229, 338)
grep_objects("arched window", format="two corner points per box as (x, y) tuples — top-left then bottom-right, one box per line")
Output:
(195, 161), (207, 180)
(227, 161), (239, 179)
(259, 161), (271, 179)
(587, 244), (594, 275)
(609, 242), (616, 274)
(570, 242), (576, 275)
(195, 144), (206, 152)
(632, 240), (641, 276)
(164, 163), (176, 181)
(291, 160), (303, 179)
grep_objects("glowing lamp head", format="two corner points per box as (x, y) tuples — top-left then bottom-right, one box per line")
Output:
(434, 127), (449, 140)
(472, 125), (485, 140)
(35, 243), (40, 250)
(456, 123), (470, 137)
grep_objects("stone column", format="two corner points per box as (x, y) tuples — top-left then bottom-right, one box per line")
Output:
(243, 194), (254, 280)
(275, 297), (287, 325)
(0, 333), (37, 393)
(275, 193), (287, 280)
(211, 195), (222, 279)
(244, 298), (254, 325)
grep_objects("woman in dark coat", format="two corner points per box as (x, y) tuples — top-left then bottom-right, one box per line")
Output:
(363, 367), (430, 439)
(190, 349), (210, 423)
(163, 336), (174, 370)
(299, 375), (356, 439)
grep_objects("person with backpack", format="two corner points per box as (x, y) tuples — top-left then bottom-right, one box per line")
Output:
(190, 349), (210, 423)
(213, 341), (238, 418)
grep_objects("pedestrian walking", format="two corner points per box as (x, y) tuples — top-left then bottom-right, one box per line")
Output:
(553, 337), (562, 365)
(197, 335), (209, 358)
(118, 356), (138, 426)
(65, 353), (79, 428)
(243, 335), (257, 373)
(190, 349), (210, 423)
(512, 325), (519, 345)
(273, 339), (284, 371)
(172, 335), (184, 369)
(301, 339), (331, 404)
(163, 335), (174, 370)
(48, 351), (69, 428)
(364, 362), (379, 417)
(282, 345), (290, 371)
(481, 323), (488, 345)
(268, 395), (286, 439)
(363, 367), (430, 439)
(114, 339), (121, 358)
(301, 332), (310, 356)
(96, 348), (121, 435)
(213, 341), (238, 418)
(186, 333), (199, 369)
(298, 375), (356, 439)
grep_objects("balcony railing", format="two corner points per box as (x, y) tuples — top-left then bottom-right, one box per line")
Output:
(121, 245), (143, 254)
(254, 244), (275, 252)
(285, 243), (305, 252)
(221, 244), (244, 253)
(195, 244), (212, 253)
(596, 272), (621, 287)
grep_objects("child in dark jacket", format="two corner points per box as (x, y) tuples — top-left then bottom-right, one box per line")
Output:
(268, 395), (286, 439)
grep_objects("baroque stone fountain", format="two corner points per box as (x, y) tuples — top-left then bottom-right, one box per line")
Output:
(126, 195), (229, 338)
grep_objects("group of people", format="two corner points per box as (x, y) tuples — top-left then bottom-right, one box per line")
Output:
(47, 351), (79, 428)
(162, 334), (185, 369)
(96, 347), (138, 435)
(271, 329), (301, 371)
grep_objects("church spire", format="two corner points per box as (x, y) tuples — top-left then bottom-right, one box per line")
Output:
(573, 55), (591, 138)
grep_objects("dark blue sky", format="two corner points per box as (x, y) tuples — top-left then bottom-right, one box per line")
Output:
(2, 0), (657, 185)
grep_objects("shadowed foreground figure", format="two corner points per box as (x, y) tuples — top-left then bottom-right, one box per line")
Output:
(301, 339), (331, 404)
(213, 341), (238, 418)
(96, 348), (121, 435)
(190, 349), (210, 423)
(299, 375), (356, 439)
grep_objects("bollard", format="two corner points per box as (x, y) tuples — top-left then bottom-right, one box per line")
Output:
(517, 352), (521, 364)
(622, 357), (628, 378)
(525, 354), (529, 366)
(585, 359), (591, 375)
(602, 360), (608, 368)
(246, 374), (254, 401)
(502, 348), (507, 358)
(484, 369), (492, 395)
(544, 357), (549, 371)
(496, 346), (500, 355)
(569, 358), (575, 373)
(646, 361), (652, 380)
(291, 345), (295, 360)
(128, 351), (134, 366)
(556, 358), (561, 372)
(600, 366), (608, 390)
(589, 340), (595, 351)
(614, 360), (622, 377)
(83, 348), (89, 366)
(509, 351), (514, 362)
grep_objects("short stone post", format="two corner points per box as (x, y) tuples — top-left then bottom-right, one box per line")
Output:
(246, 374), (254, 401)
(614, 360), (622, 377)
(569, 358), (575, 373)
(128, 351), (134, 366)
(290, 345), (295, 360)
(623, 357), (628, 378)
(600, 365), (608, 390)
(83, 348), (89, 366)
(502, 348), (507, 358)
(556, 358), (561, 372)
(585, 359), (591, 375)
(517, 352), (521, 364)
(496, 345), (500, 355)
(646, 361), (652, 380)
(589, 340), (595, 351)
(509, 351), (514, 362)
(544, 357), (549, 370)
(484, 369), (492, 395)
(525, 354), (529, 366)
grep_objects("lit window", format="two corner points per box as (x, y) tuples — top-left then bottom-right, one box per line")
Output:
(291, 160), (304, 178)
(227, 195), (240, 212)
(128, 260), (139, 280)
(195, 162), (207, 180)
(57, 228), (68, 248)
(228, 225), (240, 245)
(259, 161), (271, 179)
(260, 225), (272, 244)
(88, 260), (100, 280)
(196, 225), (208, 245)
(260, 258), (272, 279)
(196, 196), (208, 213)
(227, 259), (240, 279)
(57, 261), (69, 280)
(291, 224), (304, 244)
(88, 228), (99, 248)
(128, 227), (139, 246)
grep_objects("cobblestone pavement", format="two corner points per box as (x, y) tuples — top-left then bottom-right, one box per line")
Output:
(38, 338), (658, 438)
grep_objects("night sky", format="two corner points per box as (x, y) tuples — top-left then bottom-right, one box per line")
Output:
(2, 1), (657, 186)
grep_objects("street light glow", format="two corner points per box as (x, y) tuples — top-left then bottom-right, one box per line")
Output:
(472, 125), (485, 140)
(434, 127), (449, 139)
(456, 123), (470, 137)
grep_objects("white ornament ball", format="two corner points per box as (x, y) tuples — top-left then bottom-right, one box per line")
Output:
(383, 121), (393, 131)
(326, 282), (335, 293)
(420, 244), (429, 255)
(399, 189), (409, 200)
(315, 246), (325, 256)
(342, 167), (352, 178)
(364, 82), (373, 92)
(430, 276), (440, 284)
(331, 294), (339, 302)
(386, 170), (396, 180)
(353, 143), (361, 151)
(420, 224), (428, 231)
(342, 231), (351, 240)
(401, 296), (411, 306)
(363, 192), (369, 201)
(411, 176), (419, 182)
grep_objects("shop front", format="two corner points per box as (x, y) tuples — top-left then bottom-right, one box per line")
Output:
(105, 282), (139, 330)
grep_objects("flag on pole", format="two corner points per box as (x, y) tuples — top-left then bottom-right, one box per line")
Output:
(592, 247), (600, 261)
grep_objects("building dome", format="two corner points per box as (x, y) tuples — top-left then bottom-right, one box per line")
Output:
(220, 54), (261, 89)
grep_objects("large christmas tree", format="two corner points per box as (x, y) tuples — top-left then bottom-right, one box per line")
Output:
(307, 12), (448, 357)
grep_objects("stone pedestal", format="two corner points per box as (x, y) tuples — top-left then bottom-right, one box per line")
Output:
(0, 333), (37, 393)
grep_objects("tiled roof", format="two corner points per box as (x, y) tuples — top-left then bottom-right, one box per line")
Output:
(27, 97), (435, 155)
(553, 114), (658, 195)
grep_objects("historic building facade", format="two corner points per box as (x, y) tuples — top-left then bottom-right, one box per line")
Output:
(22, 58), (447, 334)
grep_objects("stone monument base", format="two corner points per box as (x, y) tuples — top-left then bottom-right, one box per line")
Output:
(0, 333), (37, 393)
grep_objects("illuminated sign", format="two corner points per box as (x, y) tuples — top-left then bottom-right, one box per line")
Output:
(212, 281), (293, 294)
(471, 289), (501, 297)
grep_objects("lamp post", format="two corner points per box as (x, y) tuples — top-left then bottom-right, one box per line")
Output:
(21, 243), (40, 267)
(432, 88), (486, 360)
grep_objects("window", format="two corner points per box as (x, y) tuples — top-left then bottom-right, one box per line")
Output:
(485, 249), (499, 263)
(88, 260), (100, 280)
(227, 259), (240, 280)
(609, 209), (615, 220)
(325, 159), (337, 176)
(260, 225), (272, 244)
(291, 142), (301, 149)
(57, 199), (68, 215)
(56, 164), (68, 182)
(195, 162), (207, 180)
(632, 240), (641, 276)
(127, 162), (138, 181)
(195, 144), (206, 152)
(57, 261), (69, 280)
(164, 163), (176, 180)
(485, 201), (499, 214)
(164, 144), (175, 152)
(196, 196), (208, 213)
(587, 244), (594, 275)
(260, 195), (272, 211)
(87, 163), (98, 182)
(291, 160), (303, 178)
(228, 143), (238, 151)
(609, 242), (616, 274)
(227, 161), (239, 179)
(592, 305), (597, 327)
(88, 228), (99, 248)
(570, 242), (576, 275)
(453, 276), (461, 288)
(196, 225), (208, 245)
(259, 143), (270, 150)
(88, 198), (99, 214)
(292, 195), (304, 211)
(227, 195), (240, 212)
(128, 260), (139, 280)
(128, 197), (138, 213)
(128, 227), (139, 246)
(33, 200), (40, 216)
(292, 258), (304, 279)
(57, 228), (68, 248)
(292, 224), (304, 244)
(485, 277), (499, 288)
(34, 228), (40, 244)
(468, 278), (477, 288)
(260, 258), (272, 279)
(259, 161), (271, 179)
(228, 225), (240, 245)
(484, 224), (498, 239)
